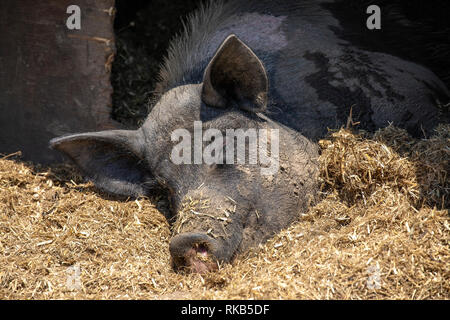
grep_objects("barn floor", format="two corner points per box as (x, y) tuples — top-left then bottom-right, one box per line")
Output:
(1, 125), (448, 299)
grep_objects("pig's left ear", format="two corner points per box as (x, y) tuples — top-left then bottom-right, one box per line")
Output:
(202, 34), (268, 112)
(49, 129), (159, 198)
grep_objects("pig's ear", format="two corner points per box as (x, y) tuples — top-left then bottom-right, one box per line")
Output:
(49, 130), (158, 197)
(202, 34), (268, 112)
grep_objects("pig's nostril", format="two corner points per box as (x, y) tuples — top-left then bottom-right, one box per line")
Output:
(193, 242), (211, 263)
(194, 242), (208, 255)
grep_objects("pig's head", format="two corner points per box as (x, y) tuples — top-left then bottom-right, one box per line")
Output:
(50, 35), (319, 273)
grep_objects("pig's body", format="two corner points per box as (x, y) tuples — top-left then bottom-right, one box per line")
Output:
(157, 0), (449, 140)
(51, 0), (449, 273)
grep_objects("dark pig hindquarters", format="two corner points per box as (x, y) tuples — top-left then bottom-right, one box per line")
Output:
(50, 0), (449, 273)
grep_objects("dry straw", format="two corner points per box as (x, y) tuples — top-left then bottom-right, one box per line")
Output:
(0, 124), (448, 299)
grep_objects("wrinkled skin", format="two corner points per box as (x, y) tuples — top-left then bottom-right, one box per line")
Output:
(50, 0), (449, 273)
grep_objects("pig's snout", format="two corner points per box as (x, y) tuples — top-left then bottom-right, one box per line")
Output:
(169, 233), (220, 273)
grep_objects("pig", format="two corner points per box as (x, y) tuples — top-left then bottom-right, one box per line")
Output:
(50, 0), (449, 273)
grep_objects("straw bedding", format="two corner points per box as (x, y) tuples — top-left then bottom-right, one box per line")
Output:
(0, 124), (448, 299)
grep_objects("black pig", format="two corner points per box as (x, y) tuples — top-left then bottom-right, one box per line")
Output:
(50, 0), (449, 273)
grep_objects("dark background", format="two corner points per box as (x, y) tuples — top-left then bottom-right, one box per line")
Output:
(111, 0), (205, 128)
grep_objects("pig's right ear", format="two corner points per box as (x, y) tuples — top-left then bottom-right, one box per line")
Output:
(202, 34), (268, 112)
(49, 129), (158, 198)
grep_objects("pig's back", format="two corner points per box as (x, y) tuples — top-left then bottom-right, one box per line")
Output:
(157, 0), (449, 140)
